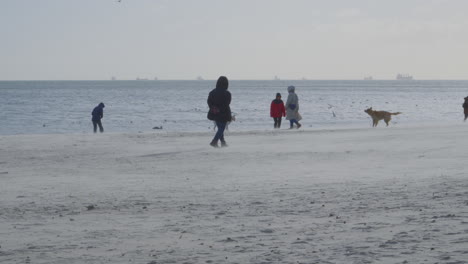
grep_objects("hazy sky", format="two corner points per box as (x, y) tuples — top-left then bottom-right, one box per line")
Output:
(2, 0), (468, 80)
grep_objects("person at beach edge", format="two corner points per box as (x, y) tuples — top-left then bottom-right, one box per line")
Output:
(207, 76), (231, 147)
(463, 97), (468, 121)
(286, 85), (302, 129)
(91, 102), (105, 133)
(270, 93), (286, 128)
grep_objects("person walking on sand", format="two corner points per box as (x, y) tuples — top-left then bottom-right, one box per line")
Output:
(91, 102), (105, 133)
(463, 97), (468, 121)
(207, 76), (231, 147)
(285, 85), (302, 129)
(270, 93), (286, 128)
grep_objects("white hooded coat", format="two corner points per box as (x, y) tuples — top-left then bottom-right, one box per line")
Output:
(285, 86), (302, 121)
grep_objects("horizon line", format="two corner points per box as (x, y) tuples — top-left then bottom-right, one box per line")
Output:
(2, 78), (468, 82)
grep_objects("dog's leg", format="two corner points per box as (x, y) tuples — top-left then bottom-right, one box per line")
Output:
(385, 117), (391, 126)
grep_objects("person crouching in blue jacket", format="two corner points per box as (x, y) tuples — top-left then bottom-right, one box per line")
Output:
(91, 102), (105, 133)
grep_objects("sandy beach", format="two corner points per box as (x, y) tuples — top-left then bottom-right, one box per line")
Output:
(1, 125), (468, 264)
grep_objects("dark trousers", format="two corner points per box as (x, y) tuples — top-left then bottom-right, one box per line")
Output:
(212, 121), (226, 143)
(273, 117), (282, 128)
(289, 119), (299, 128)
(93, 120), (104, 133)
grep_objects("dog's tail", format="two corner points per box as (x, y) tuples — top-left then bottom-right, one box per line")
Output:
(391, 112), (402, 115)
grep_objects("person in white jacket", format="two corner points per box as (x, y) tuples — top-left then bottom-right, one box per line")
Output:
(285, 86), (302, 129)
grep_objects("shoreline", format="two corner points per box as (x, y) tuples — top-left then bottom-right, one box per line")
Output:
(0, 120), (466, 138)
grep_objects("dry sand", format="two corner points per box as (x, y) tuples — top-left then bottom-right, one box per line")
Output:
(1, 125), (468, 263)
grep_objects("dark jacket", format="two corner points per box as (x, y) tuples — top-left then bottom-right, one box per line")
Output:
(207, 77), (232, 122)
(92, 103), (105, 121)
(270, 99), (286, 118)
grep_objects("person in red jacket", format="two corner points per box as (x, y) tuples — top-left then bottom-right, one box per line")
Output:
(270, 93), (286, 128)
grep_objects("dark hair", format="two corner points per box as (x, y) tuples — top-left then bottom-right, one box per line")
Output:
(216, 76), (229, 90)
(276, 93), (281, 97)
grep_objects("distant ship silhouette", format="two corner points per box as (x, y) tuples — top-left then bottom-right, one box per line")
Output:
(396, 73), (413, 80)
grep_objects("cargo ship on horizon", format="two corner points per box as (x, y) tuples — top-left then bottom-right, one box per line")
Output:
(396, 73), (413, 80)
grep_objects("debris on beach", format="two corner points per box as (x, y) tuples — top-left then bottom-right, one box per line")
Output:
(152, 126), (163, 129)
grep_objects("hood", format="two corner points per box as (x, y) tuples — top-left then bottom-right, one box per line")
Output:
(98, 102), (105, 108)
(287, 85), (295, 93)
(216, 76), (229, 90)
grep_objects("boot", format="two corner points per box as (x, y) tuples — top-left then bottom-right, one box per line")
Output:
(210, 141), (219, 148)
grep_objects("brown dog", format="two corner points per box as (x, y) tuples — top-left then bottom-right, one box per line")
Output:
(364, 107), (401, 127)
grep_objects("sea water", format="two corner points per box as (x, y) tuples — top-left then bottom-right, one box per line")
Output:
(1, 80), (467, 135)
